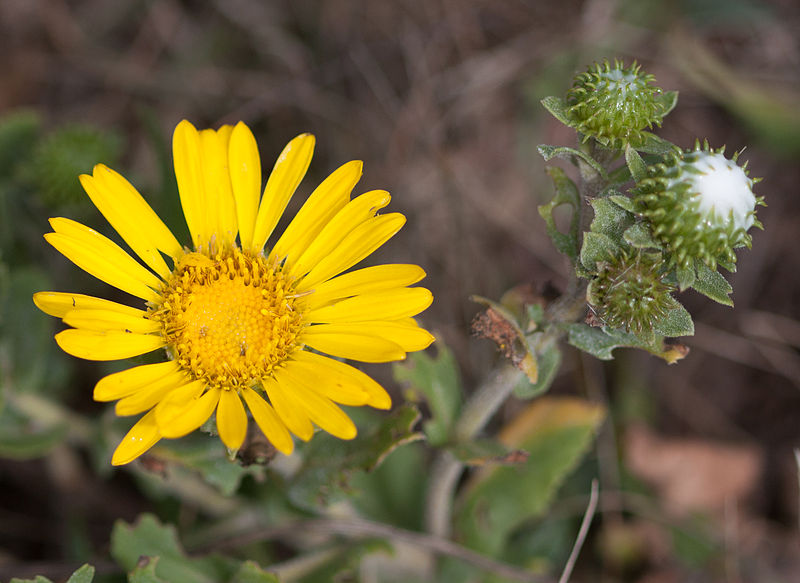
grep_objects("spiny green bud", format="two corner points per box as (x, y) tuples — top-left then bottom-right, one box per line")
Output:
(27, 124), (121, 207)
(632, 142), (763, 271)
(566, 60), (669, 149)
(587, 250), (675, 334)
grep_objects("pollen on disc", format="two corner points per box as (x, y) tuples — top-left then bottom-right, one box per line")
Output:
(151, 249), (304, 388)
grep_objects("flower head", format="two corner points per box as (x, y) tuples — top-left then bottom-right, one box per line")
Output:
(587, 250), (675, 334)
(566, 60), (669, 149)
(632, 142), (763, 270)
(34, 120), (434, 465)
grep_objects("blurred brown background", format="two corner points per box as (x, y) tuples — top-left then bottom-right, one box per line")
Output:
(2, 0), (800, 581)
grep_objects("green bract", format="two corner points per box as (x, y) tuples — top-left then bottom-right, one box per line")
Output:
(566, 60), (669, 149)
(587, 250), (675, 334)
(632, 143), (763, 271)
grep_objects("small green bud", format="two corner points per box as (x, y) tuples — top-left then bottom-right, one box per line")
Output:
(27, 124), (121, 207)
(566, 60), (669, 149)
(632, 142), (763, 271)
(587, 250), (675, 334)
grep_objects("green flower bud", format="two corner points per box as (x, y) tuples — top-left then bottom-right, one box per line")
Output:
(632, 142), (763, 271)
(28, 124), (121, 207)
(566, 60), (669, 149)
(587, 250), (675, 334)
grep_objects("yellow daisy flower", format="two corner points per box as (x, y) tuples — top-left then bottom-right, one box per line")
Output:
(33, 120), (433, 465)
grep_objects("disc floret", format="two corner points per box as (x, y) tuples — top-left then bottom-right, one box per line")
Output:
(566, 60), (668, 149)
(632, 142), (763, 271)
(150, 248), (304, 390)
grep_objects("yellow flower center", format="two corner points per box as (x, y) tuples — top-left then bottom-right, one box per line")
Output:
(151, 249), (304, 389)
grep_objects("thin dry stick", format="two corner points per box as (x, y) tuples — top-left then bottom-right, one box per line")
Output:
(558, 479), (599, 583)
(209, 516), (551, 583)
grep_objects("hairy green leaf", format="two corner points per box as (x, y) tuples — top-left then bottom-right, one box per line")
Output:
(539, 96), (572, 126)
(652, 297), (695, 337)
(514, 339), (561, 399)
(580, 231), (620, 272)
(625, 144), (648, 182)
(537, 144), (608, 179)
(623, 222), (659, 249)
(634, 131), (680, 156)
(692, 261), (734, 306)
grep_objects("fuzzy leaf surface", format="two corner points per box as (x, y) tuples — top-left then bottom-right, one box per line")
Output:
(539, 96), (572, 126)
(692, 261), (734, 306)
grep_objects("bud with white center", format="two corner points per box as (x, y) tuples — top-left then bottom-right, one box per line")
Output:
(632, 142), (764, 271)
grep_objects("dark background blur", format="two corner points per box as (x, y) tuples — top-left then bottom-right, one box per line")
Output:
(2, 0), (800, 581)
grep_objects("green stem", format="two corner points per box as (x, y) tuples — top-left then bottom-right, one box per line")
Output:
(424, 140), (612, 539)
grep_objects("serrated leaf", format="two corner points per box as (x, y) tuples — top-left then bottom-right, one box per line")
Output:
(538, 166), (580, 261)
(289, 405), (424, 512)
(565, 323), (687, 363)
(66, 564), (95, 583)
(625, 144), (648, 182)
(514, 340), (561, 399)
(231, 561), (281, 583)
(590, 198), (634, 240)
(652, 297), (694, 338)
(455, 397), (605, 556)
(691, 261), (733, 306)
(111, 514), (233, 583)
(623, 222), (659, 248)
(128, 557), (167, 583)
(634, 131), (680, 156)
(580, 231), (620, 272)
(393, 344), (461, 446)
(537, 145), (608, 179)
(539, 96), (572, 126)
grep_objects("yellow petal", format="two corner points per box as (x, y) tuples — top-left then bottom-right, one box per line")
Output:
(33, 292), (143, 319)
(115, 368), (191, 416)
(317, 320), (434, 352)
(111, 409), (161, 466)
(228, 122), (261, 251)
(300, 325), (406, 363)
(62, 309), (161, 334)
(55, 329), (164, 361)
(278, 369), (357, 440)
(250, 133), (315, 253)
(199, 128), (237, 246)
(270, 160), (362, 265)
(158, 387), (221, 439)
(308, 287), (433, 323)
(290, 350), (391, 409)
(305, 264), (426, 309)
(290, 190), (391, 279)
(282, 358), (368, 406)
(216, 389), (248, 450)
(241, 387), (294, 455)
(81, 165), (181, 277)
(264, 373), (314, 441)
(46, 219), (161, 302)
(173, 120), (209, 248)
(154, 379), (206, 428)
(298, 213), (406, 290)
(94, 361), (182, 402)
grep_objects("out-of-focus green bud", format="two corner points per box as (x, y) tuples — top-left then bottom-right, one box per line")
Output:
(27, 124), (121, 208)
